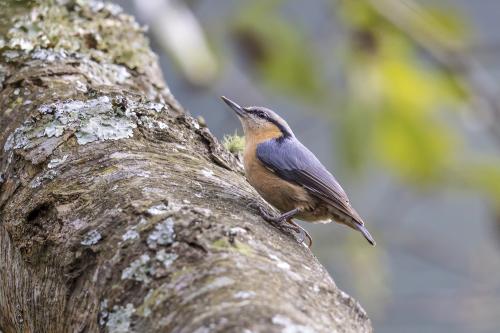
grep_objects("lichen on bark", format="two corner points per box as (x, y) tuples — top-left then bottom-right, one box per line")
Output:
(0, 1), (373, 333)
(4, 1), (147, 69)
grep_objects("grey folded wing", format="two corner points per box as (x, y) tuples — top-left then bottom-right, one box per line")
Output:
(256, 137), (362, 223)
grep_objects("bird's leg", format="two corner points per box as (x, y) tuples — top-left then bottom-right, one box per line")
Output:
(246, 202), (295, 228)
(258, 206), (313, 247)
(250, 204), (312, 246)
(258, 207), (301, 228)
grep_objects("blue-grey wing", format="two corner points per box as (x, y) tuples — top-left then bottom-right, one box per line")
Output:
(256, 137), (356, 218)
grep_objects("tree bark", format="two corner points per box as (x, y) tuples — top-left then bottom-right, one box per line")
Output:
(0, 2), (372, 332)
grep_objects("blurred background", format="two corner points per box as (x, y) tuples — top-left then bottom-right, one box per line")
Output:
(116, 0), (500, 332)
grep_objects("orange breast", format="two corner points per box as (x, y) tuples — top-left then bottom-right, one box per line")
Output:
(241, 126), (332, 222)
(243, 140), (312, 213)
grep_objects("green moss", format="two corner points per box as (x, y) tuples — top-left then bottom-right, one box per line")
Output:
(169, 266), (193, 282)
(222, 133), (245, 154)
(233, 241), (253, 256)
(136, 286), (169, 317)
(212, 238), (231, 250)
(100, 166), (120, 176)
(212, 238), (253, 256)
(2, 1), (154, 71)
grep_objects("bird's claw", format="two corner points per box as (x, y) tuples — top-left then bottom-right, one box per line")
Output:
(287, 219), (313, 248)
(247, 202), (313, 248)
(253, 204), (312, 248)
(296, 227), (313, 248)
(282, 223), (312, 248)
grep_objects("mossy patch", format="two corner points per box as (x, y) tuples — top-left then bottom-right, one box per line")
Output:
(212, 238), (253, 256)
(1, 1), (154, 72)
(222, 133), (245, 155)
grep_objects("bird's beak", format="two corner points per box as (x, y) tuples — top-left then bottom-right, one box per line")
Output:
(221, 96), (247, 118)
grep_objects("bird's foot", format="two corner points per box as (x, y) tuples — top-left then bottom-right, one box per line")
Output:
(256, 205), (312, 248)
(257, 206), (288, 224)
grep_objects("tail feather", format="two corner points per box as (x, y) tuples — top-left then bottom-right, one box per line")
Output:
(340, 208), (376, 246)
(327, 204), (376, 246)
(353, 222), (376, 246)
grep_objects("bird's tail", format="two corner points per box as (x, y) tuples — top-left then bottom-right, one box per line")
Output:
(341, 209), (376, 246)
(352, 222), (376, 246)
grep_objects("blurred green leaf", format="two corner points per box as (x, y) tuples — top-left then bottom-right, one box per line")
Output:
(455, 158), (500, 206)
(232, 1), (323, 100)
(336, 0), (467, 185)
(229, 0), (497, 206)
(409, 6), (470, 49)
(374, 110), (455, 183)
(337, 105), (375, 173)
(338, 0), (380, 29)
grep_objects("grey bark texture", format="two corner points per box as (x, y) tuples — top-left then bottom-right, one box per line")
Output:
(0, 1), (373, 332)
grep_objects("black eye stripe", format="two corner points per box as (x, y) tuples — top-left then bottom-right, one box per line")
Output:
(247, 109), (266, 118)
(254, 111), (266, 118)
(244, 106), (293, 137)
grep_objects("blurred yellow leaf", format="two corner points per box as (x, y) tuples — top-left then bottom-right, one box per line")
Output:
(336, 0), (466, 185)
(374, 111), (455, 183)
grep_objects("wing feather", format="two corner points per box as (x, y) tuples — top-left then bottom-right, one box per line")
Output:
(256, 137), (360, 222)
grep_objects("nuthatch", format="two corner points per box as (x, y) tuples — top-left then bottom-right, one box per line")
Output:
(222, 96), (375, 247)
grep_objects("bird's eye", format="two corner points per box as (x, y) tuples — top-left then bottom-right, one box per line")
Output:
(256, 111), (266, 118)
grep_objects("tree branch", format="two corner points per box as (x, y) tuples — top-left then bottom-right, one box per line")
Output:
(0, 2), (372, 332)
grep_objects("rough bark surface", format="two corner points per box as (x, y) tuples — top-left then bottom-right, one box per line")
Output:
(0, 2), (373, 333)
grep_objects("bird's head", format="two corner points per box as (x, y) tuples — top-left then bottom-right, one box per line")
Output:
(221, 96), (294, 140)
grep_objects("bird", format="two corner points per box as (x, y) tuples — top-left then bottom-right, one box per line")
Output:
(221, 96), (375, 247)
